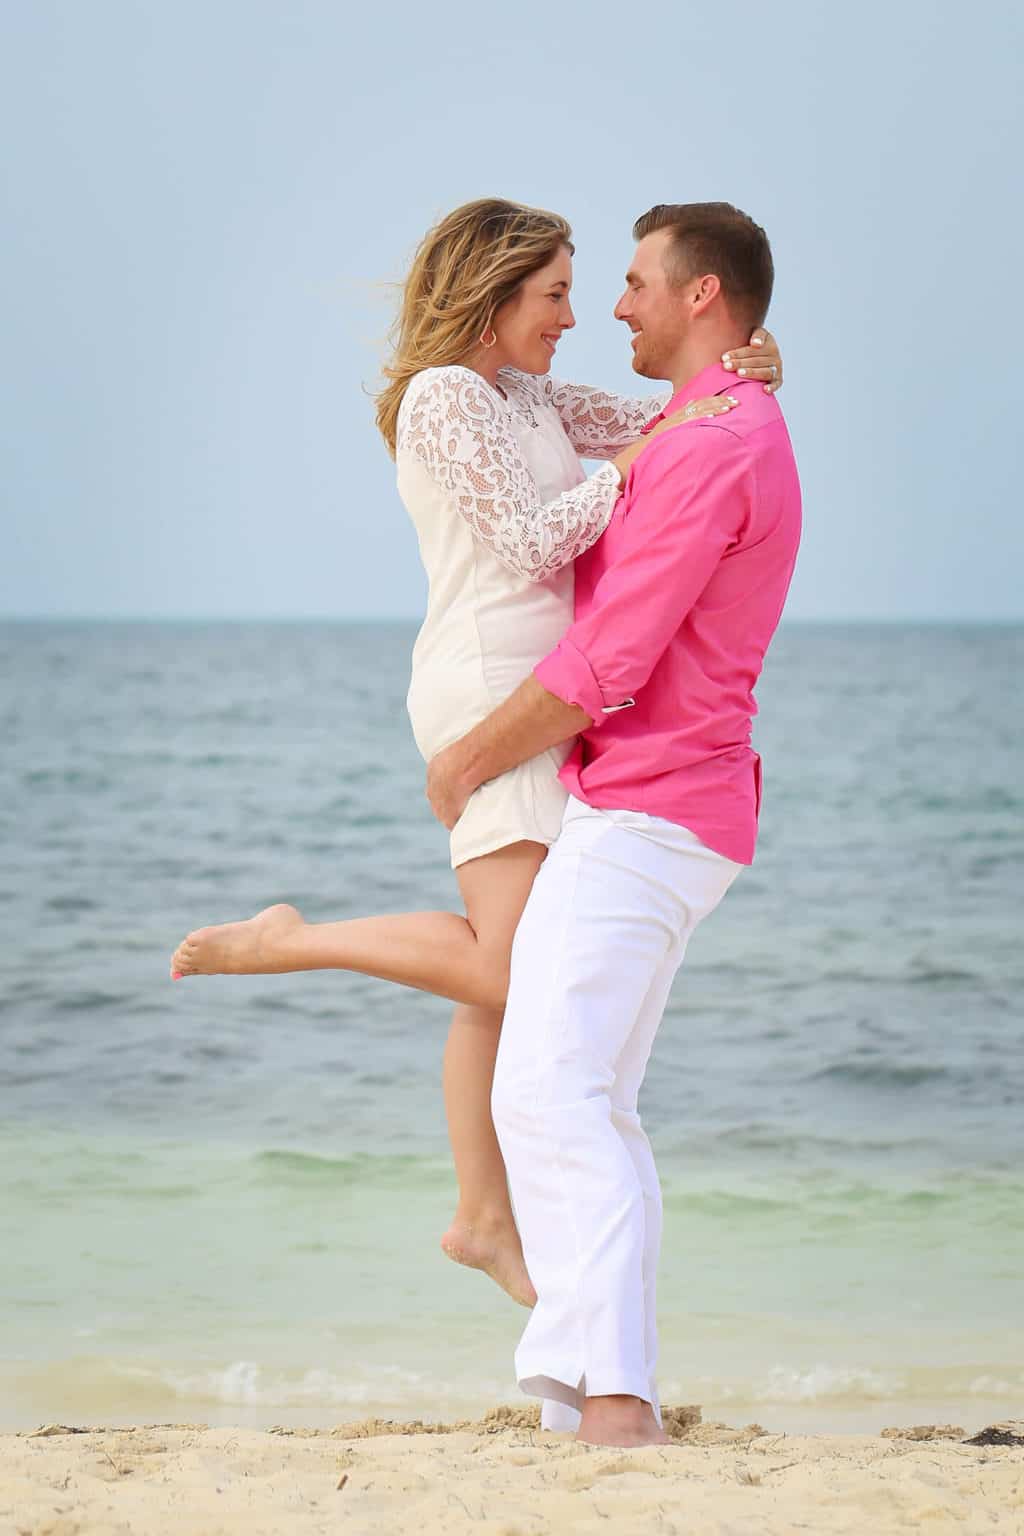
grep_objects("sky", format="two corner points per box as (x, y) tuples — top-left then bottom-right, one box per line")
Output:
(1, 0), (1021, 622)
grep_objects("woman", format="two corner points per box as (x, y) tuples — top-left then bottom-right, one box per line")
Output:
(171, 199), (782, 1307)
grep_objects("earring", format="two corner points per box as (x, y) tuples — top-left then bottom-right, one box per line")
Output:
(479, 326), (497, 349)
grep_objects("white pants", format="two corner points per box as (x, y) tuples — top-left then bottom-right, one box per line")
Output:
(491, 796), (740, 1425)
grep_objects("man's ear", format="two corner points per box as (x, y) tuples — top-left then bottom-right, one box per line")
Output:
(689, 274), (722, 317)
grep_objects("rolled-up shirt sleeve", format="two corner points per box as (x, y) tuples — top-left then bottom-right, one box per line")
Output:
(534, 425), (753, 723)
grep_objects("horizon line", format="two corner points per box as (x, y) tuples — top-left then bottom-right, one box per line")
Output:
(2, 613), (1023, 628)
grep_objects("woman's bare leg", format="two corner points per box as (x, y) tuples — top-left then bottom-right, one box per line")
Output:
(170, 841), (544, 1012)
(440, 1002), (536, 1307)
(170, 841), (547, 1307)
(441, 846), (546, 1305)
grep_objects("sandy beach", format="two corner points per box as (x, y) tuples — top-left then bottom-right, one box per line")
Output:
(3, 1407), (1021, 1536)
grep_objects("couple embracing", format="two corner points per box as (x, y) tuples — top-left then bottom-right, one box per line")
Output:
(172, 198), (801, 1447)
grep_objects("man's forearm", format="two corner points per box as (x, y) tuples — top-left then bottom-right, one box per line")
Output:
(453, 676), (591, 796)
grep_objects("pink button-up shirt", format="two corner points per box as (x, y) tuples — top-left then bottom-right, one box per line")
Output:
(534, 362), (802, 864)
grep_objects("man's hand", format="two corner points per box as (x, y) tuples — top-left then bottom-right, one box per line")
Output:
(426, 742), (475, 830)
(425, 675), (588, 831)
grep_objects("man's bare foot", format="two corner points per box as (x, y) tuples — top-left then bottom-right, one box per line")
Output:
(170, 903), (305, 979)
(440, 1216), (537, 1309)
(576, 1395), (672, 1447)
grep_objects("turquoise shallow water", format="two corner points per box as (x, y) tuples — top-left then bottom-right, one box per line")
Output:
(1, 620), (1022, 1432)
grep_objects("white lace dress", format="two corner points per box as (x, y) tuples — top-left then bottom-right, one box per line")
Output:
(396, 365), (668, 867)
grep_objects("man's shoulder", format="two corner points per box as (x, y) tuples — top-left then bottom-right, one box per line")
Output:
(644, 392), (790, 467)
(635, 417), (753, 481)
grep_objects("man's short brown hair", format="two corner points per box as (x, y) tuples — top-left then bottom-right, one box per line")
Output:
(632, 202), (774, 328)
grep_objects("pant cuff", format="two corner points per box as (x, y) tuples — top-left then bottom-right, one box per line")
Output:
(518, 1366), (654, 1411)
(579, 1367), (654, 1405)
(518, 1371), (583, 1413)
(540, 1399), (582, 1433)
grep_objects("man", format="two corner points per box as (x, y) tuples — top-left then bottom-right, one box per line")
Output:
(427, 202), (802, 1448)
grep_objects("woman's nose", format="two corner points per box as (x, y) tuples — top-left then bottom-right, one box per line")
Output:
(561, 301), (576, 330)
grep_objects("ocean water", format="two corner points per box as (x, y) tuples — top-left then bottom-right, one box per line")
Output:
(1, 619), (1021, 1435)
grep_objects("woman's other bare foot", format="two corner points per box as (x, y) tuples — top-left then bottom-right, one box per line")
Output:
(440, 1214), (537, 1309)
(170, 903), (304, 979)
(576, 1395), (673, 1447)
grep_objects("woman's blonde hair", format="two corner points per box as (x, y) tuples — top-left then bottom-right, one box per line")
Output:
(375, 198), (573, 456)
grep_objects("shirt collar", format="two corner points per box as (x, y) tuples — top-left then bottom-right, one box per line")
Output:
(643, 361), (739, 432)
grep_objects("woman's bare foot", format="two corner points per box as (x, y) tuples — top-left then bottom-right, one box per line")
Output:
(440, 1215), (537, 1309)
(170, 903), (305, 979)
(576, 1395), (673, 1448)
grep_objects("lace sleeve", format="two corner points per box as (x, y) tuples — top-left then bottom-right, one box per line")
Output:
(539, 376), (672, 459)
(397, 368), (621, 582)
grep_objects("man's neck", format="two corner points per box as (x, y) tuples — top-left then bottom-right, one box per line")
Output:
(669, 331), (748, 396)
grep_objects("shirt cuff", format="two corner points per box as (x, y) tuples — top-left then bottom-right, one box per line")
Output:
(534, 639), (635, 728)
